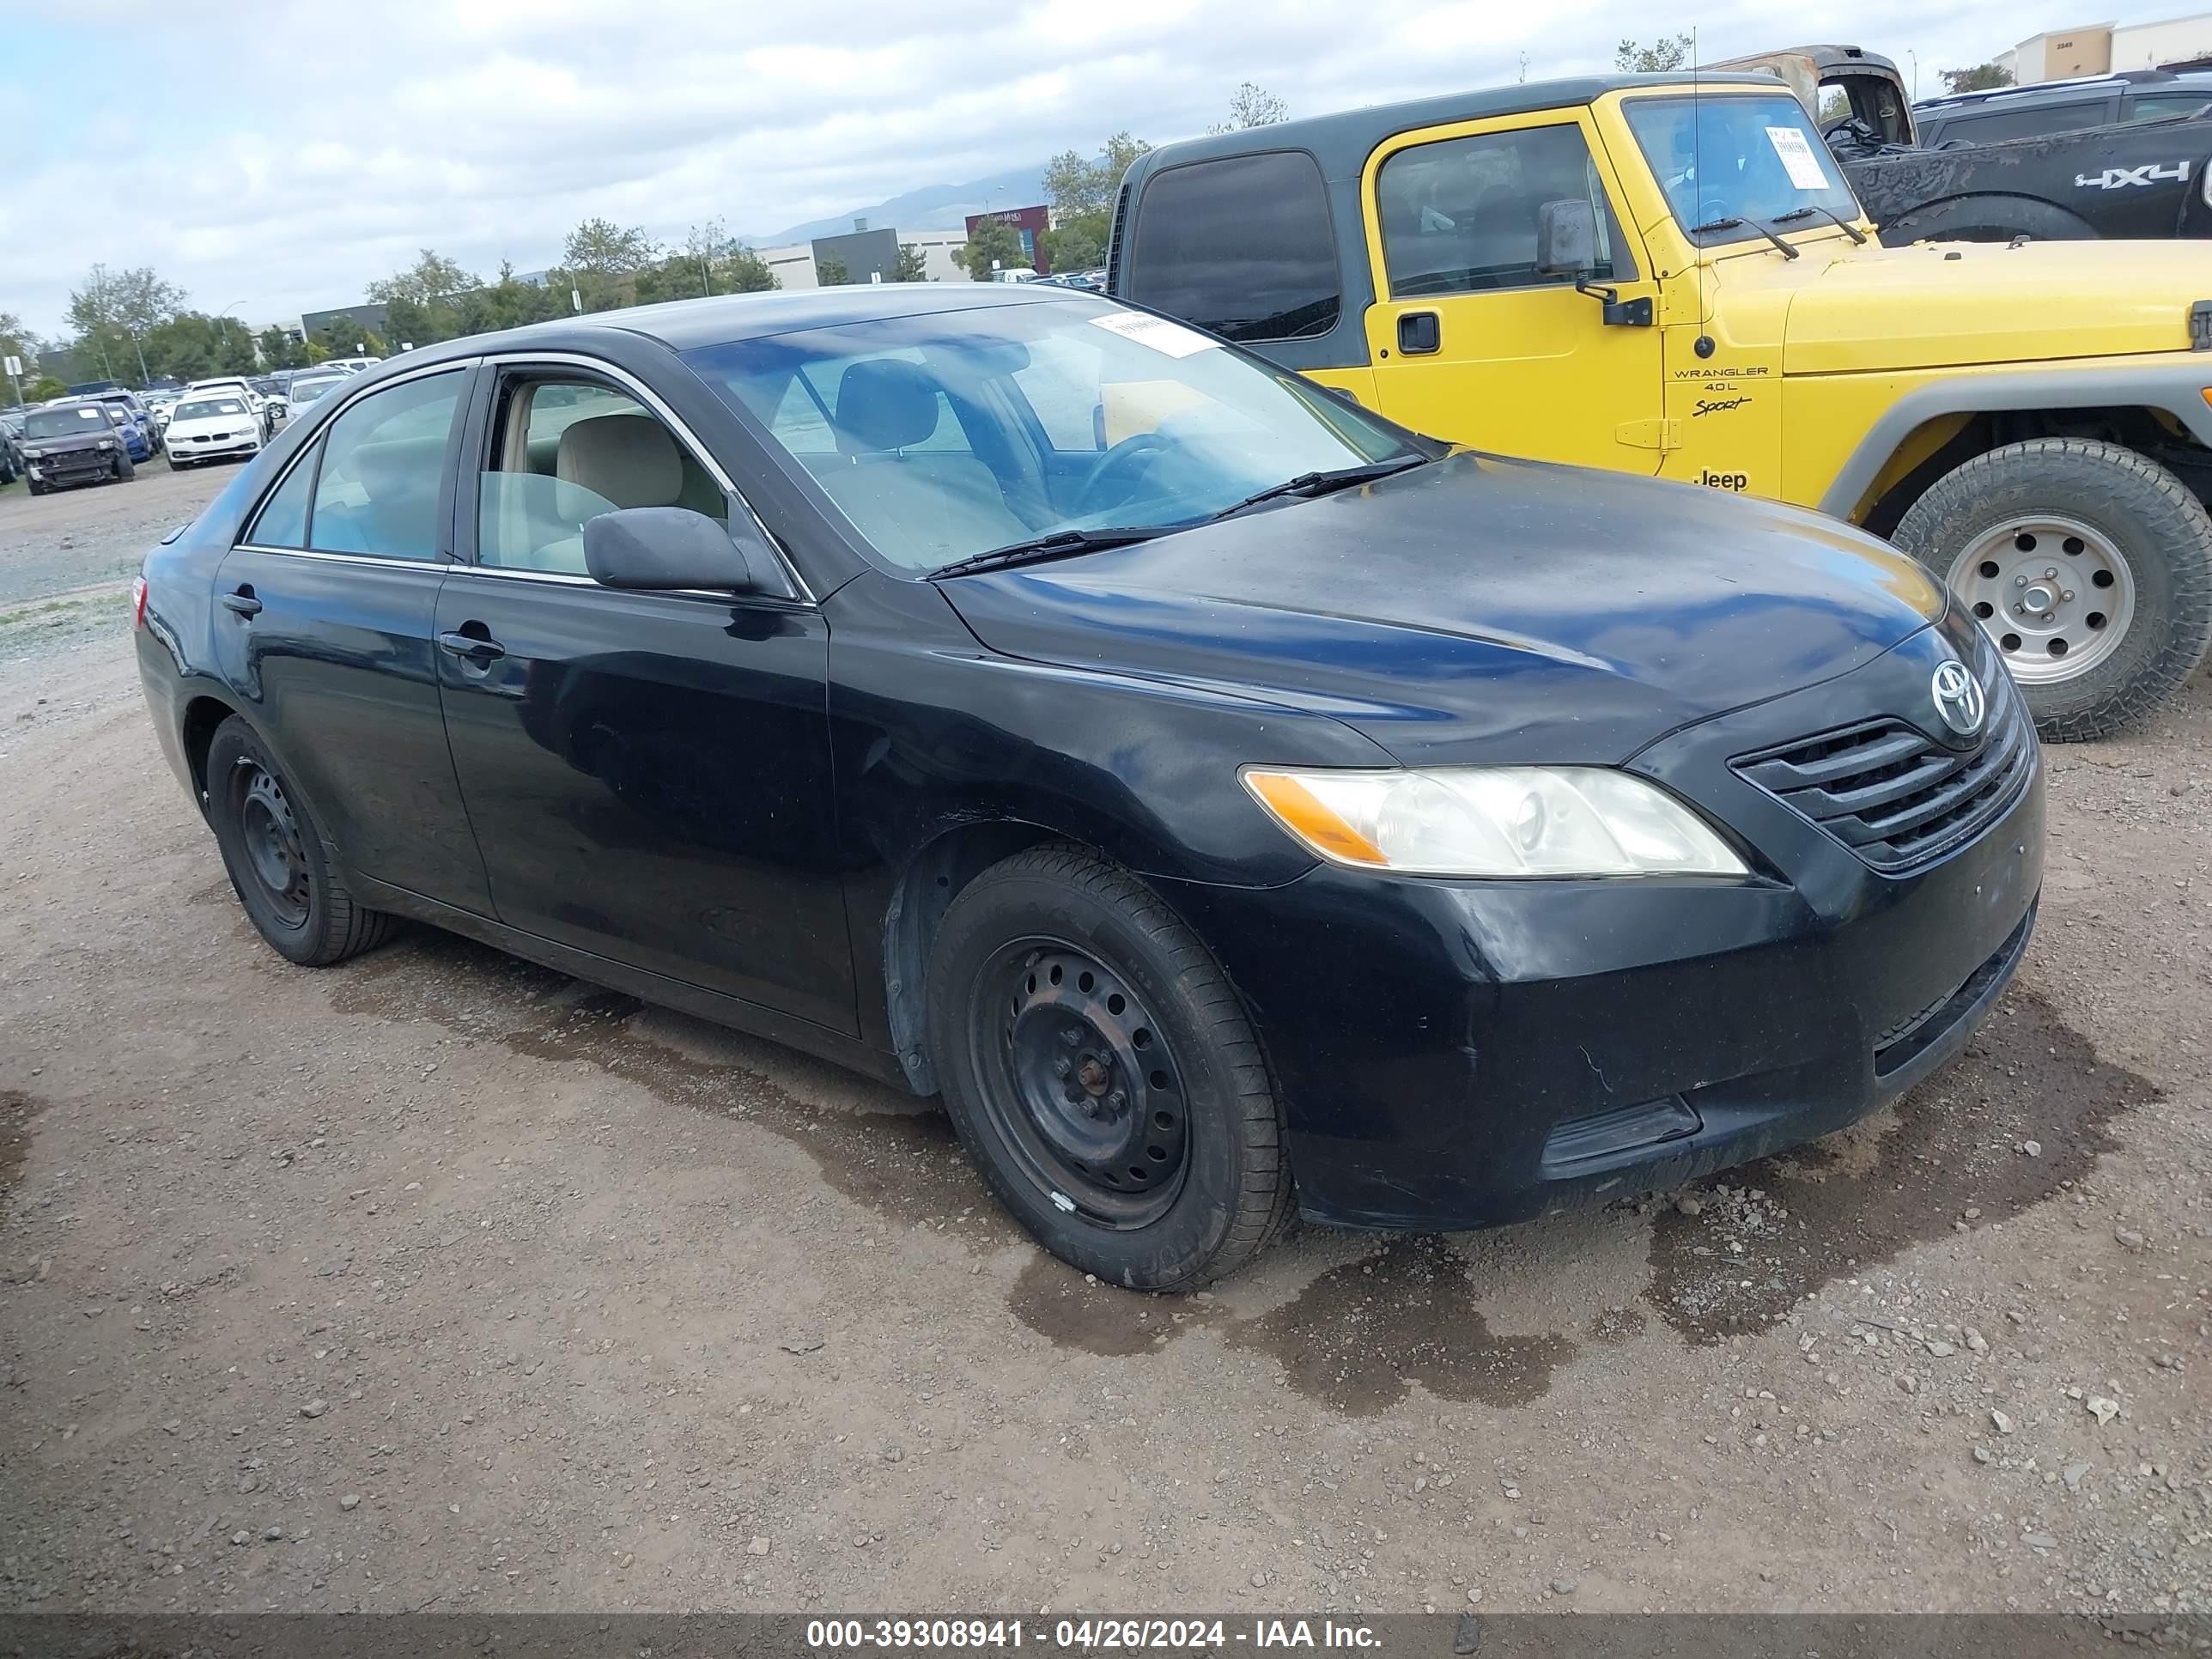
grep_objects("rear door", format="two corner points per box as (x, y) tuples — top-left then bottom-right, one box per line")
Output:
(212, 363), (493, 913)
(1356, 110), (1666, 470)
(432, 355), (855, 1033)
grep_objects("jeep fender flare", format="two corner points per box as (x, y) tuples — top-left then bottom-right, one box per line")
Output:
(1820, 364), (2212, 521)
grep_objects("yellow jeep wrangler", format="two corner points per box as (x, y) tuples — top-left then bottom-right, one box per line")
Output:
(1106, 73), (2212, 738)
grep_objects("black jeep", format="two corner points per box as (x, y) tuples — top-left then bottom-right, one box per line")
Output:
(1717, 45), (2212, 244)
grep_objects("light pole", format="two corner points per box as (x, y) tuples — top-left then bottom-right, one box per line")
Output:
(219, 300), (250, 373)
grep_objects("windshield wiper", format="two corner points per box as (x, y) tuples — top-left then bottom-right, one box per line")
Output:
(1206, 454), (1431, 521)
(1689, 215), (1800, 259)
(1769, 204), (1867, 245)
(930, 525), (1169, 580)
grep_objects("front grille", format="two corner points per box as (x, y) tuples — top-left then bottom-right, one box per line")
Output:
(1731, 664), (2033, 874)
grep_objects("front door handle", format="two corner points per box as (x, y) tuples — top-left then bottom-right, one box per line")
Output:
(221, 591), (262, 617)
(437, 629), (506, 664)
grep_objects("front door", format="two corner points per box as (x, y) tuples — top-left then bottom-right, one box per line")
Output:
(1359, 112), (1667, 473)
(432, 362), (855, 1033)
(213, 365), (492, 914)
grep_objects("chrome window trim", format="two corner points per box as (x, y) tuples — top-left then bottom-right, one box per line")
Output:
(447, 560), (813, 611)
(238, 356), (483, 555)
(230, 544), (445, 571)
(477, 349), (814, 604)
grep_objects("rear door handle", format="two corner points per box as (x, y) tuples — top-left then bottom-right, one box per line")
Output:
(437, 629), (506, 663)
(221, 592), (262, 617)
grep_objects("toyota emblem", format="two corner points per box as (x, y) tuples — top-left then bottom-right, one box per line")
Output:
(1931, 658), (1986, 739)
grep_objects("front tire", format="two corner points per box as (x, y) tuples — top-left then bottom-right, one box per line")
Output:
(112, 451), (136, 483)
(204, 716), (395, 966)
(927, 843), (1291, 1289)
(1894, 438), (2212, 740)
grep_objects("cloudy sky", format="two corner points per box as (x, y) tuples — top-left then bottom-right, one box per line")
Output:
(1, 0), (2176, 338)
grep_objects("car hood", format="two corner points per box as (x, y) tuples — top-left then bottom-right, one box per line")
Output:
(1759, 238), (2209, 373)
(939, 453), (1944, 766)
(25, 430), (112, 454)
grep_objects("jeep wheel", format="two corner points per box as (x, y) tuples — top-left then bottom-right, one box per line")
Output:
(1895, 438), (2212, 740)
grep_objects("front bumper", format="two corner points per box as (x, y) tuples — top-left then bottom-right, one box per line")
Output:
(1163, 617), (2045, 1232)
(27, 453), (117, 487)
(173, 436), (260, 460)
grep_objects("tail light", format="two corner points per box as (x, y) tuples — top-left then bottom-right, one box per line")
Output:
(131, 576), (149, 629)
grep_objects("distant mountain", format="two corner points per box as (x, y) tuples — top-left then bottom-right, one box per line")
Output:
(760, 164), (1048, 245)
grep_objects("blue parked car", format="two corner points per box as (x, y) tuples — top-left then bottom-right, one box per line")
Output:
(88, 390), (158, 462)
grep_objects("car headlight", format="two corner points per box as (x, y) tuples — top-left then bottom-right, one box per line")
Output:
(1243, 765), (1748, 878)
(22, 447), (43, 459)
(98, 439), (114, 450)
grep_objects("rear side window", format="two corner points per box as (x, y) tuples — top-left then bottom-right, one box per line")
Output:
(2126, 90), (2212, 122)
(307, 372), (465, 561)
(248, 456), (315, 548)
(1127, 151), (1340, 342)
(1929, 99), (2115, 143)
(1376, 124), (1627, 297)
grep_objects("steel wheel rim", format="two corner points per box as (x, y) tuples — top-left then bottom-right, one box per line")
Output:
(235, 762), (310, 927)
(974, 939), (1189, 1228)
(1947, 514), (2136, 685)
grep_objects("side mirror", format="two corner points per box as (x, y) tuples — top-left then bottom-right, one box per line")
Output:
(1535, 198), (1598, 277)
(584, 506), (763, 593)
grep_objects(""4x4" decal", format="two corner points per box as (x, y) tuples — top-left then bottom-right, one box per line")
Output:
(2075, 161), (2191, 190)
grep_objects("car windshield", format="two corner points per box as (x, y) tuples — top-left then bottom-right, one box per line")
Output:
(288, 377), (344, 405)
(26, 407), (107, 440)
(1623, 92), (1863, 243)
(682, 297), (1417, 574)
(176, 399), (246, 420)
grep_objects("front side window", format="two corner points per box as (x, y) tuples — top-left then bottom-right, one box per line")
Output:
(684, 296), (1415, 574)
(1127, 151), (1340, 342)
(1623, 93), (1863, 244)
(1376, 123), (1628, 297)
(307, 371), (465, 561)
(476, 376), (726, 574)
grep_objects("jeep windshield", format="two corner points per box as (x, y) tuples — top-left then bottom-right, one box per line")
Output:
(682, 296), (1425, 575)
(1623, 93), (1864, 248)
(25, 407), (108, 441)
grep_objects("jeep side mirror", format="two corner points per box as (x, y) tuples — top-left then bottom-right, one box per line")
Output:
(1535, 199), (1597, 277)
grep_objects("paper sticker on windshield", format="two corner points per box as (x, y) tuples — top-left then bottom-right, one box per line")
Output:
(1765, 125), (1829, 191)
(1091, 312), (1218, 357)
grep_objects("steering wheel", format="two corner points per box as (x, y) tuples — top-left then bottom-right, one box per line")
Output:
(1823, 116), (1881, 155)
(1079, 432), (1176, 514)
(1696, 196), (1734, 229)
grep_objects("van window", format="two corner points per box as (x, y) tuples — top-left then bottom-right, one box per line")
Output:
(1127, 151), (1339, 343)
(1376, 124), (1628, 298)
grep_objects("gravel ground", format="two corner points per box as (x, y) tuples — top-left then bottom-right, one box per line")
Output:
(0, 473), (2206, 1617)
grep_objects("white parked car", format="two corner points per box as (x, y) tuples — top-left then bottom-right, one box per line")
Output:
(279, 369), (354, 415)
(163, 394), (264, 469)
(184, 377), (270, 437)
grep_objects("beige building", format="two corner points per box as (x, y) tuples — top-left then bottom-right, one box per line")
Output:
(2000, 10), (2212, 81)
(758, 229), (974, 290)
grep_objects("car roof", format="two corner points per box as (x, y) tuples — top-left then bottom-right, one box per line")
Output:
(396, 280), (1105, 364)
(1917, 67), (2212, 112)
(1122, 70), (1783, 183)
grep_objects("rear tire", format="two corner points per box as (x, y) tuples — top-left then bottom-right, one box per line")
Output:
(204, 715), (396, 967)
(926, 842), (1291, 1289)
(1894, 438), (2212, 740)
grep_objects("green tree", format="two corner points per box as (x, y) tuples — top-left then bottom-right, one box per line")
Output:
(1038, 221), (1104, 273)
(1615, 33), (1695, 72)
(634, 221), (781, 303)
(1042, 131), (1152, 222)
(955, 217), (1028, 282)
(367, 248), (480, 346)
(1939, 62), (2014, 94)
(892, 243), (930, 283)
(0, 310), (38, 374)
(313, 317), (387, 358)
(139, 313), (254, 380)
(563, 217), (659, 309)
(815, 256), (851, 287)
(459, 262), (568, 334)
(1207, 81), (1288, 133)
(257, 325), (309, 371)
(67, 264), (186, 386)
(25, 374), (64, 401)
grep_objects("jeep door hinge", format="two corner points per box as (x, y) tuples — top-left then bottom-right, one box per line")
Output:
(1615, 418), (1681, 451)
(2191, 300), (2211, 351)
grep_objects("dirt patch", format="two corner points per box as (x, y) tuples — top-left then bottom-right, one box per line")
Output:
(1645, 988), (2154, 1342)
(0, 1090), (39, 1222)
(328, 930), (998, 1232)
(1224, 1238), (1576, 1414)
(1006, 1256), (1211, 1357)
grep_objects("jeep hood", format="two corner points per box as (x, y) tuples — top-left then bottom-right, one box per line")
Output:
(939, 453), (1943, 767)
(1768, 239), (2210, 372)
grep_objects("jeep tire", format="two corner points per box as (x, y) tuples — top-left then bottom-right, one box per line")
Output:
(1895, 438), (2212, 741)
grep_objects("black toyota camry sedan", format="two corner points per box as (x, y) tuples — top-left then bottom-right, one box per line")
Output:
(135, 284), (2042, 1288)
